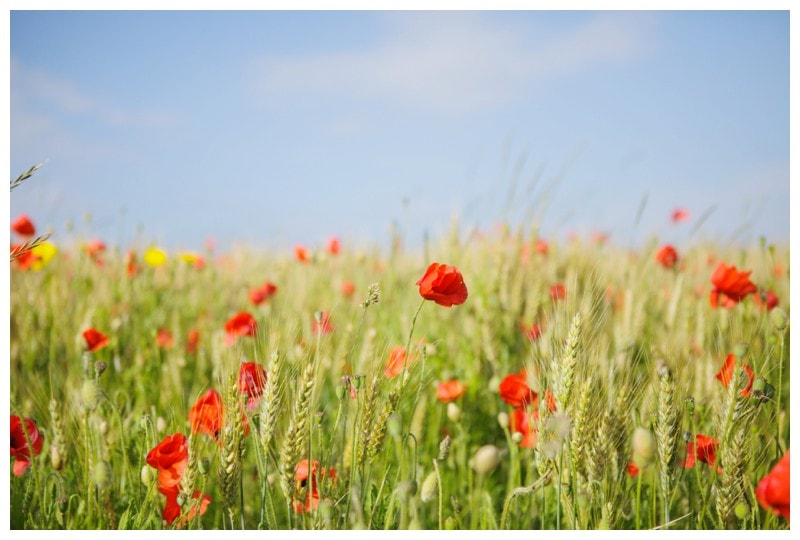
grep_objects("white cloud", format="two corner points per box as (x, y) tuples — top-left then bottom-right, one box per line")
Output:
(251, 12), (655, 114)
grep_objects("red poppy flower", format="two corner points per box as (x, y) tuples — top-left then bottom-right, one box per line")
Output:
(627, 462), (640, 478)
(523, 322), (543, 341)
(10, 416), (44, 476)
(224, 312), (257, 346)
(11, 214), (36, 237)
(146, 433), (188, 489)
(671, 208), (690, 223)
(591, 231), (608, 245)
(682, 434), (719, 469)
(550, 283), (567, 301)
(753, 289), (779, 312)
(295, 246), (310, 263)
(238, 362), (267, 411)
(709, 262), (757, 309)
(185, 329), (200, 355)
(384, 346), (408, 379)
(327, 236), (340, 255)
(249, 281), (278, 306)
(655, 245), (679, 269)
(511, 406), (539, 448)
(11, 244), (36, 271)
(83, 328), (109, 352)
(340, 280), (356, 297)
(499, 370), (538, 408)
(312, 311), (334, 335)
(293, 459), (336, 514)
(125, 251), (139, 277)
(156, 328), (174, 350)
(715, 354), (755, 397)
(189, 390), (224, 441)
(159, 485), (211, 526)
(437, 380), (466, 403)
(84, 240), (106, 265)
(416, 262), (468, 307)
(544, 388), (557, 413)
(535, 238), (549, 255)
(755, 450), (790, 522)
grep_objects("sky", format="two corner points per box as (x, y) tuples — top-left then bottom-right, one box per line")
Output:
(8, 9), (791, 253)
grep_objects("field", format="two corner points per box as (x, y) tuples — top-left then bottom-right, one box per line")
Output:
(9, 212), (790, 530)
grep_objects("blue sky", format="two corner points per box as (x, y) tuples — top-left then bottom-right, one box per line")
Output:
(9, 10), (790, 253)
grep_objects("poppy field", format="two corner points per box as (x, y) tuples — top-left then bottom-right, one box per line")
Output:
(9, 201), (790, 530)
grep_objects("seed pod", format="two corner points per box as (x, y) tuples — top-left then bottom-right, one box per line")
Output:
(770, 308), (788, 331)
(471, 445), (501, 475)
(81, 380), (100, 410)
(420, 470), (438, 503)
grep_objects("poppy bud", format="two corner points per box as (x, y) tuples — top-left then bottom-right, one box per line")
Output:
(444, 516), (458, 530)
(314, 311), (323, 323)
(735, 501), (750, 520)
(631, 427), (656, 469)
(99, 420), (109, 436)
(438, 435), (451, 461)
(497, 412), (509, 429)
(471, 445), (501, 476)
(420, 470), (438, 503)
(733, 342), (749, 359)
(335, 385), (348, 401)
(353, 376), (364, 390)
(751, 377), (767, 397)
(51, 445), (63, 471)
(141, 465), (153, 485)
(94, 461), (111, 489)
(447, 402), (462, 422)
(387, 413), (402, 439)
(156, 417), (166, 433)
(177, 492), (188, 507)
(684, 396), (695, 414)
(511, 432), (523, 444)
(81, 380), (100, 410)
(770, 308), (788, 331)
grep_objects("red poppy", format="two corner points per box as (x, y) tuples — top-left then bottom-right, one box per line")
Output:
(10, 416), (44, 476)
(146, 433), (188, 489)
(714, 354), (755, 397)
(437, 380), (466, 403)
(627, 462), (640, 478)
(340, 280), (356, 297)
(238, 362), (267, 411)
(83, 327), (109, 352)
(773, 263), (784, 278)
(682, 434), (719, 469)
(384, 346), (408, 379)
(295, 246), (310, 263)
(755, 450), (790, 522)
(327, 236), (340, 255)
(185, 329), (200, 355)
(655, 245), (679, 269)
(84, 240), (106, 265)
(671, 208), (690, 223)
(709, 262), (757, 309)
(11, 214), (36, 237)
(511, 406), (538, 448)
(544, 388), (557, 413)
(591, 231), (608, 245)
(125, 251), (139, 277)
(156, 328), (174, 350)
(523, 322), (543, 342)
(224, 312), (257, 346)
(189, 390), (224, 441)
(159, 485), (211, 526)
(249, 281), (278, 306)
(499, 370), (538, 408)
(416, 262), (468, 307)
(11, 244), (36, 271)
(312, 311), (334, 335)
(535, 238), (549, 255)
(293, 459), (336, 513)
(550, 283), (567, 301)
(753, 289), (779, 312)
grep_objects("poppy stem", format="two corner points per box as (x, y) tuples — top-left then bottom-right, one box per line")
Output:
(401, 299), (426, 391)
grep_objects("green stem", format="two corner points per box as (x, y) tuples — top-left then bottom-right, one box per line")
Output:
(434, 459), (443, 530)
(401, 299), (426, 393)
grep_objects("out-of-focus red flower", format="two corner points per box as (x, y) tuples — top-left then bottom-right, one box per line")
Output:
(292, 459), (336, 514)
(544, 388), (557, 413)
(340, 280), (356, 297)
(312, 311), (334, 335)
(591, 231), (608, 245)
(83, 328), (109, 352)
(535, 238), (549, 255)
(238, 362), (267, 411)
(523, 322), (543, 342)
(189, 390), (224, 441)
(156, 328), (174, 350)
(125, 251), (139, 277)
(753, 289), (779, 312)
(384, 346), (408, 379)
(656, 244), (679, 269)
(709, 262), (757, 309)
(437, 380), (466, 403)
(773, 263), (784, 278)
(756, 450), (790, 522)
(416, 262), (468, 307)
(715, 353), (755, 397)
(10, 416), (44, 476)
(160, 486), (211, 526)
(550, 283), (567, 301)
(11, 214), (36, 237)
(12, 244), (36, 271)
(511, 406), (538, 448)
(146, 433), (188, 489)
(84, 240), (106, 266)
(250, 281), (278, 306)
(671, 208), (690, 223)
(295, 246), (311, 263)
(186, 329), (200, 355)
(499, 370), (538, 408)
(627, 462), (640, 478)
(224, 312), (257, 346)
(682, 434), (719, 469)
(327, 236), (340, 255)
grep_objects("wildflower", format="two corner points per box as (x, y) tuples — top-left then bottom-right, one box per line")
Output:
(189, 389), (224, 441)
(710, 262), (757, 309)
(29, 241), (57, 271)
(160, 486), (211, 526)
(655, 244), (679, 269)
(11, 244), (36, 270)
(591, 231), (608, 245)
(384, 346), (408, 379)
(499, 370), (538, 408)
(295, 245), (311, 263)
(125, 251), (139, 277)
(327, 236), (340, 255)
(145, 433), (188, 489)
(535, 238), (549, 255)
(185, 329), (200, 355)
(437, 380), (466, 403)
(627, 462), (640, 478)
(249, 282), (278, 306)
(523, 322), (543, 342)
(83, 327), (110, 352)
(10, 416), (44, 476)
(293, 459), (335, 513)
(550, 283), (567, 301)
(416, 262), (468, 307)
(755, 450), (790, 522)
(544, 388), (557, 413)
(715, 353), (755, 397)
(753, 289), (779, 312)
(340, 280), (356, 297)
(671, 208), (690, 223)
(156, 328), (174, 350)
(511, 406), (538, 448)
(144, 247), (168, 267)
(84, 240), (106, 265)
(224, 312), (257, 346)
(11, 214), (35, 237)
(682, 433), (719, 469)
(238, 362), (267, 411)
(312, 311), (334, 335)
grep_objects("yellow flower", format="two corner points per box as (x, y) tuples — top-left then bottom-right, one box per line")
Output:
(178, 252), (199, 264)
(30, 241), (58, 271)
(144, 247), (167, 267)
